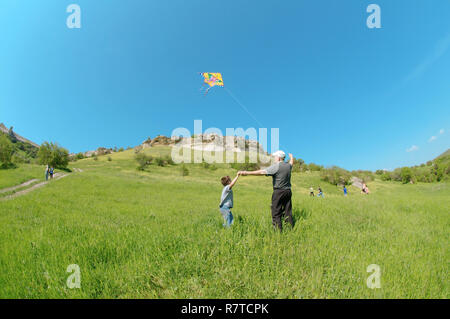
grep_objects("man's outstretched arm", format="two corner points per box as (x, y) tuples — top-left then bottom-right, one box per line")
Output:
(238, 170), (266, 176)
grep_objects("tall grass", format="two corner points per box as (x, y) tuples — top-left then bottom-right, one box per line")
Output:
(0, 148), (448, 298)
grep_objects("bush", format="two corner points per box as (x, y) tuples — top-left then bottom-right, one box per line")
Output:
(292, 158), (306, 173)
(0, 134), (14, 166)
(108, 156), (112, 162)
(321, 166), (352, 185)
(37, 142), (69, 169)
(180, 164), (189, 176)
(230, 162), (260, 171)
(135, 152), (153, 170)
(155, 157), (166, 167)
(164, 155), (175, 165)
(308, 163), (323, 171)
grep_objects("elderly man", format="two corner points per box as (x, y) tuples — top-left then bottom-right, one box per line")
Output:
(239, 151), (294, 231)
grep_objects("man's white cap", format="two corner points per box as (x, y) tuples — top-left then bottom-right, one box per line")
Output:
(272, 150), (286, 158)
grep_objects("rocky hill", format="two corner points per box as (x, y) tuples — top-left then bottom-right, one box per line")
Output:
(139, 133), (267, 154)
(0, 123), (39, 148)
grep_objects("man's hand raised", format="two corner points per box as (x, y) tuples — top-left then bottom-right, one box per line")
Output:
(288, 153), (294, 166)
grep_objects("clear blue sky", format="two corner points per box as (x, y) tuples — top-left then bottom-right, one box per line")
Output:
(1, 0), (449, 170)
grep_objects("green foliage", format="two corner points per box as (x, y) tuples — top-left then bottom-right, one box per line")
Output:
(307, 163), (323, 171)
(292, 158), (306, 173)
(400, 167), (413, 184)
(0, 134), (14, 167)
(37, 142), (69, 169)
(180, 164), (189, 176)
(107, 156), (112, 162)
(321, 166), (352, 185)
(377, 151), (450, 183)
(352, 170), (375, 183)
(135, 152), (153, 170)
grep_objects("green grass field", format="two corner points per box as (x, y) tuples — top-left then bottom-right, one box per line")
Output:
(0, 147), (448, 298)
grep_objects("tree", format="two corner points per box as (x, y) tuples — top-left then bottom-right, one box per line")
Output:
(8, 126), (17, 143)
(400, 167), (413, 184)
(38, 142), (69, 169)
(0, 134), (13, 166)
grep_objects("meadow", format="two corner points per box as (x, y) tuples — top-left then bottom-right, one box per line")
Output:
(0, 147), (448, 298)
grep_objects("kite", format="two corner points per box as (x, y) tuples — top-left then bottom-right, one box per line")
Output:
(200, 72), (224, 95)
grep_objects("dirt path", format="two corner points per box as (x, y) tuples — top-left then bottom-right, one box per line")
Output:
(1, 173), (68, 201)
(0, 179), (39, 194)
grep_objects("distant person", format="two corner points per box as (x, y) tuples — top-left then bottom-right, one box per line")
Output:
(309, 187), (315, 197)
(317, 186), (324, 198)
(361, 183), (370, 195)
(238, 151), (294, 231)
(219, 173), (240, 228)
(45, 165), (49, 181)
(49, 167), (54, 179)
(343, 185), (348, 196)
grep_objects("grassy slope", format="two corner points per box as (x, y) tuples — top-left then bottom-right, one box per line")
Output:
(0, 164), (45, 189)
(0, 147), (448, 298)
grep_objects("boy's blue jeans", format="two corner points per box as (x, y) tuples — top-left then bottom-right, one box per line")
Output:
(219, 206), (234, 227)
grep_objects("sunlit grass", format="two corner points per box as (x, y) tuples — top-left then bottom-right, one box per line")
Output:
(0, 147), (448, 298)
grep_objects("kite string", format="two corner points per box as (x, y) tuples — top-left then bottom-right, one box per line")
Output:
(224, 87), (264, 127)
(224, 87), (285, 154)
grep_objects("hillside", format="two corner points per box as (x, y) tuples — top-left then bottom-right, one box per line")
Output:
(0, 123), (39, 148)
(0, 123), (39, 163)
(0, 146), (448, 298)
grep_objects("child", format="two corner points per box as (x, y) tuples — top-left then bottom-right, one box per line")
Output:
(309, 187), (314, 196)
(343, 185), (348, 196)
(317, 186), (324, 198)
(219, 173), (240, 228)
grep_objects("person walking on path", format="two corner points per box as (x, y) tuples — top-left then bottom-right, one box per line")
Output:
(45, 165), (49, 181)
(238, 150), (294, 231)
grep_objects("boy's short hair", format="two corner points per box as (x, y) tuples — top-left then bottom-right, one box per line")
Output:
(221, 176), (231, 186)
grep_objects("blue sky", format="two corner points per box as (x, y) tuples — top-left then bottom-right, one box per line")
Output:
(1, 0), (449, 170)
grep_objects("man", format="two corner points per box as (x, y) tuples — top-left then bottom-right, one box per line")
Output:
(238, 151), (294, 231)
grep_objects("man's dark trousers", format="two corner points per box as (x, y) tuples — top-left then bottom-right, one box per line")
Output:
(271, 189), (293, 231)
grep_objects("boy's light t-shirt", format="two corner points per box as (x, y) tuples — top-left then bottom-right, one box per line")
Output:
(220, 185), (233, 208)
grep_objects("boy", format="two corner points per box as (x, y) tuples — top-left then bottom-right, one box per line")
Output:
(219, 173), (240, 227)
(317, 186), (324, 198)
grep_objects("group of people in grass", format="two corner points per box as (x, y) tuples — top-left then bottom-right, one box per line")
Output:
(45, 165), (54, 181)
(218, 151), (370, 230)
(309, 186), (325, 197)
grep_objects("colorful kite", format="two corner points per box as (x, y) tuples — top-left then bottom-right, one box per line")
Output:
(200, 72), (224, 95)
